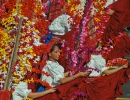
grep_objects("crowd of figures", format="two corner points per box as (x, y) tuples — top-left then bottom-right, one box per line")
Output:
(12, 0), (130, 100)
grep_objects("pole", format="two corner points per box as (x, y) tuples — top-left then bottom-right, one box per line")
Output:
(4, 0), (23, 90)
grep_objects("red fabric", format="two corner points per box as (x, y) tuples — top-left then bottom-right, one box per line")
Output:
(48, 0), (63, 21)
(35, 77), (87, 100)
(35, 68), (130, 100)
(86, 69), (130, 100)
(106, 35), (130, 60)
(111, 0), (129, 12)
(0, 90), (12, 100)
(24, 70), (40, 92)
(59, 30), (78, 71)
(0, 0), (5, 6)
(102, 0), (130, 45)
(25, 39), (61, 91)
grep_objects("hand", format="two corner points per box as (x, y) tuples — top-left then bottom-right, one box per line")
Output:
(107, 9), (115, 15)
(47, 88), (56, 93)
(122, 64), (128, 69)
(78, 72), (90, 77)
(64, 71), (69, 77)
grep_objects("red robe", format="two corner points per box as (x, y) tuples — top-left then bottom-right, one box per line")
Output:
(102, 0), (130, 44)
(59, 29), (79, 71)
(101, 0), (130, 59)
(47, 0), (63, 21)
(35, 68), (130, 100)
(106, 35), (130, 60)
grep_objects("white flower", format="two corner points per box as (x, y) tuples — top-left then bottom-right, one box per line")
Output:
(33, 38), (42, 46)
(33, 56), (40, 63)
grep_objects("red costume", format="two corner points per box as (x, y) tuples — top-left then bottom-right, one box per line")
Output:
(35, 68), (130, 100)
(106, 34), (130, 60)
(47, 0), (65, 21)
(26, 1), (130, 100)
(102, 0), (130, 44)
(101, 0), (130, 59)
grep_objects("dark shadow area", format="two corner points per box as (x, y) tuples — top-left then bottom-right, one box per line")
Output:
(125, 27), (130, 36)
(123, 80), (130, 98)
(123, 55), (130, 98)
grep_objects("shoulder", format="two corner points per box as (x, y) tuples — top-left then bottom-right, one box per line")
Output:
(91, 54), (104, 58)
(91, 54), (106, 63)
(91, 54), (101, 59)
(57, 14), (70, 20)
(13, 82), (32, 99)
(46, 61), (64, 70)
(46, 60), (59, 66)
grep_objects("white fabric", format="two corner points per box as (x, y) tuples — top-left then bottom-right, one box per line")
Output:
(13, 82), (32, 100)
(41, 61), (64, 87)
(105, 0), (117, 7)
(87, 54), (108, 77)
(49, 14), (71, 35)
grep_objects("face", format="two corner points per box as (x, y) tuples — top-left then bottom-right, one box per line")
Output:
(61, 5), (67, 13)
(96, 42), (102, 51)
(49, 46), (61, 61)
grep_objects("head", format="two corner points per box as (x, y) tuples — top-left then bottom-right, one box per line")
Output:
(61, 6), (66, 13)
(48, 43), (61, 61)
(61, 2), (68, 14)
(95, 41), (102, 51)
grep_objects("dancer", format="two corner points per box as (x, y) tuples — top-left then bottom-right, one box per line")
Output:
(36, 41), (129, 100)
(101, 0), (130, 59)
(13, 82), (56, 100)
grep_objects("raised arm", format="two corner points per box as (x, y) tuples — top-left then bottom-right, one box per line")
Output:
(103, 64), (128, 76)
(64, 71), (69, 77)
(59, 72), (89, 84)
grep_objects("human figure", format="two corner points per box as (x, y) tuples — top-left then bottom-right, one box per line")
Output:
(101, 0), (130, 60)
(12, 82), (56, 100)
(85, 42), (128, 77)
(45, 4), (72, 44)
(43, 0), (76, 45)
(102, 0), (130, 44)
(40, 43), (89, 87)
(35, 41), (129, 100)
(48, 11), (71, 36)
